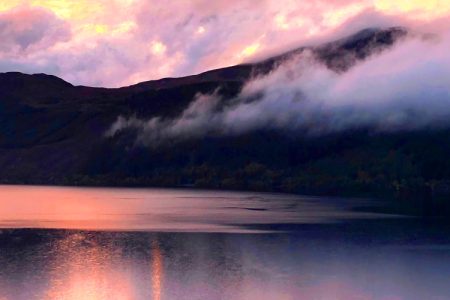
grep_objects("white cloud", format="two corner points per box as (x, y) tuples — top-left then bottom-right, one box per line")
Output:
(108, 29), (450, 145)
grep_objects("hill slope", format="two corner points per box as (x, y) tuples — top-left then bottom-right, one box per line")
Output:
(1, 27), (449, 212)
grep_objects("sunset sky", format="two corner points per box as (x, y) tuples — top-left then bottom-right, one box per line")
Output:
(0, 0), (449, 87)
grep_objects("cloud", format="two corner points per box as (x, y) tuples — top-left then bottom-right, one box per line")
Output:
(0, 6), (70, 55)
(0, 1), (449, 87)
(107, 28), (450, 146)
(133, 0), (369, 78)
(106, 92), (223, 145)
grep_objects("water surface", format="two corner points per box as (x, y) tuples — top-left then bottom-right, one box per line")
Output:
(1, 185), (449, 300)
(0, 185), (387, 232)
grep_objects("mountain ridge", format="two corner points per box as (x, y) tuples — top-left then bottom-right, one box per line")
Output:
(1, 26), (449, 213)
(1, 27), (407, 90)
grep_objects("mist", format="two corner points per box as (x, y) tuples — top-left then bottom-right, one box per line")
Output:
(107, 28), (450, 147)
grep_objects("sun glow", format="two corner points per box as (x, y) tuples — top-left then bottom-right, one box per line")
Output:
(375, 0), (450, 19)
(82, 24), (109, 34)
(113, 21), (137, 35)
(196, 26), (206, 34)
(151, 41), (167, 56)
(274, 14), (291, 30)
(323, 2), (369, 27)
(240, 42), (260, 58)
(0, 0), (136, 32)
(30, 0), (104, 20)
(0, 1), (21, 12)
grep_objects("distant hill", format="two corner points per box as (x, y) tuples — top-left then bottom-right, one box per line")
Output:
(1, 27), (449, 214)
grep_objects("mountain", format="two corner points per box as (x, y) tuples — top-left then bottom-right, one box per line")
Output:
(1, 27), (449, 213)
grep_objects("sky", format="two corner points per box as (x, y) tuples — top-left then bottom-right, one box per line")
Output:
(0, 0), (449, 87)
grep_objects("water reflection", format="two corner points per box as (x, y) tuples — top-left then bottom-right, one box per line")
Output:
(36, 233), (168, 300)
(1, 186), (450, 299)
(151, 240), (163, 300)
(0, 185), (390, 232)
(1, 223), (450, 299)
(44, 233), (136, 300)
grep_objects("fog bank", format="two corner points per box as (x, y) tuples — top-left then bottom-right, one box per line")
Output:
(107, 29), (450, 146)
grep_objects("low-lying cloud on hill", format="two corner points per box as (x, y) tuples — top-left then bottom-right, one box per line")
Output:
(107, 28), (450, 147)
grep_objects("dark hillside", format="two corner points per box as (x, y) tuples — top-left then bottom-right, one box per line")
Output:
(1, 27), (448, 214)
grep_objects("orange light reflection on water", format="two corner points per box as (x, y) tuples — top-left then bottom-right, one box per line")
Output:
(43, 233), (135, 300)
(151, 240), (163, 300)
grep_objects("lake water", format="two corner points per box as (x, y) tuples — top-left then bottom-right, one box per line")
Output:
(0, 185), (450, 299)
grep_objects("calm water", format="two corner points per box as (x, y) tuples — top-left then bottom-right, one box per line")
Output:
(0, 185), (450, 300)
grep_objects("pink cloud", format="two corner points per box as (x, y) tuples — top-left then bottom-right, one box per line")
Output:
(0, 6), (70, 55)
(0, 1), (448, 87)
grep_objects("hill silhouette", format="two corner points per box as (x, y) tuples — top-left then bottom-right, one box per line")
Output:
(1, 27), (449, 214)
